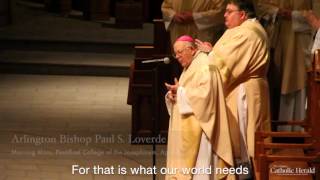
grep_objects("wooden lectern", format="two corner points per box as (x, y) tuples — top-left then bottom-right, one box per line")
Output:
(129, 19), (181, 144)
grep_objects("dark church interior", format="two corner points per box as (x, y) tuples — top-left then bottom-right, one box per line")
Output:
(0, 0), (319, 179)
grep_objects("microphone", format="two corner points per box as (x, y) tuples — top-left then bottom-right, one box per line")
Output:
(141, 57), (171, 64)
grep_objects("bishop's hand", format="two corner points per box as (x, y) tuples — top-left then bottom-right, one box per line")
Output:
(165, 78), (179, 103)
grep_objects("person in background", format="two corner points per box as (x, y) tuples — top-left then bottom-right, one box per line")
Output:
(255, 0), (313, 131)
(161, 0), (226, 46)
(304, 10), (320, 54)
(165, 35), (234, 180)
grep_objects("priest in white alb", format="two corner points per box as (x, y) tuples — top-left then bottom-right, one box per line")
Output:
(161, 0), (226, 45)
(196, 1), (271, 178)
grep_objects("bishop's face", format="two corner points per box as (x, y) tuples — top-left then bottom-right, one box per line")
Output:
(224, 3), (247, 29)
(173, 41), (195, 68)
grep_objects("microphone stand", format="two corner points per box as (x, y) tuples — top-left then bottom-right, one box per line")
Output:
(151, 59), (169, 180)
(152, 65), (158, 180)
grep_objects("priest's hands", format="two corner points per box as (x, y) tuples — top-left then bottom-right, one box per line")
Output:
(278, 8), (292, 20)
(173, 11), (194, 24)
(165, 78), (179, 103)
(195, 39), (213, 53)
(303, 10), (320, 30)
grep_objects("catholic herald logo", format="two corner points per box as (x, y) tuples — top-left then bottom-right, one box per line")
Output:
(270, 165), (315, 176)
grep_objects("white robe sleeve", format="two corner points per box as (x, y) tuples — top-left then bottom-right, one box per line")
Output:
(256, 2), (279, 23)
(312, 28), (320, 54)
(177, 86), (194, 115)
(237, 84), (248, 145)
(163, 12), (176, 30)
(165, 92), (173, 116)
(165, 86), (194, 116)
(291, 10), (312, 32)
(193, 12), (216, 30)
(161, 0), (176, 30)
(237, 84), (252, 164)
(193, 133), (212, 180)
(192, 0), (225, 30)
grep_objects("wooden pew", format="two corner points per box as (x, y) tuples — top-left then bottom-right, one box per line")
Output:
(254, 50), (320, 180)
(254, 131), (317, 179)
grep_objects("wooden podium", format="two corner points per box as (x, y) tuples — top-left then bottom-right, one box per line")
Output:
(129, 19), (181, 144)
